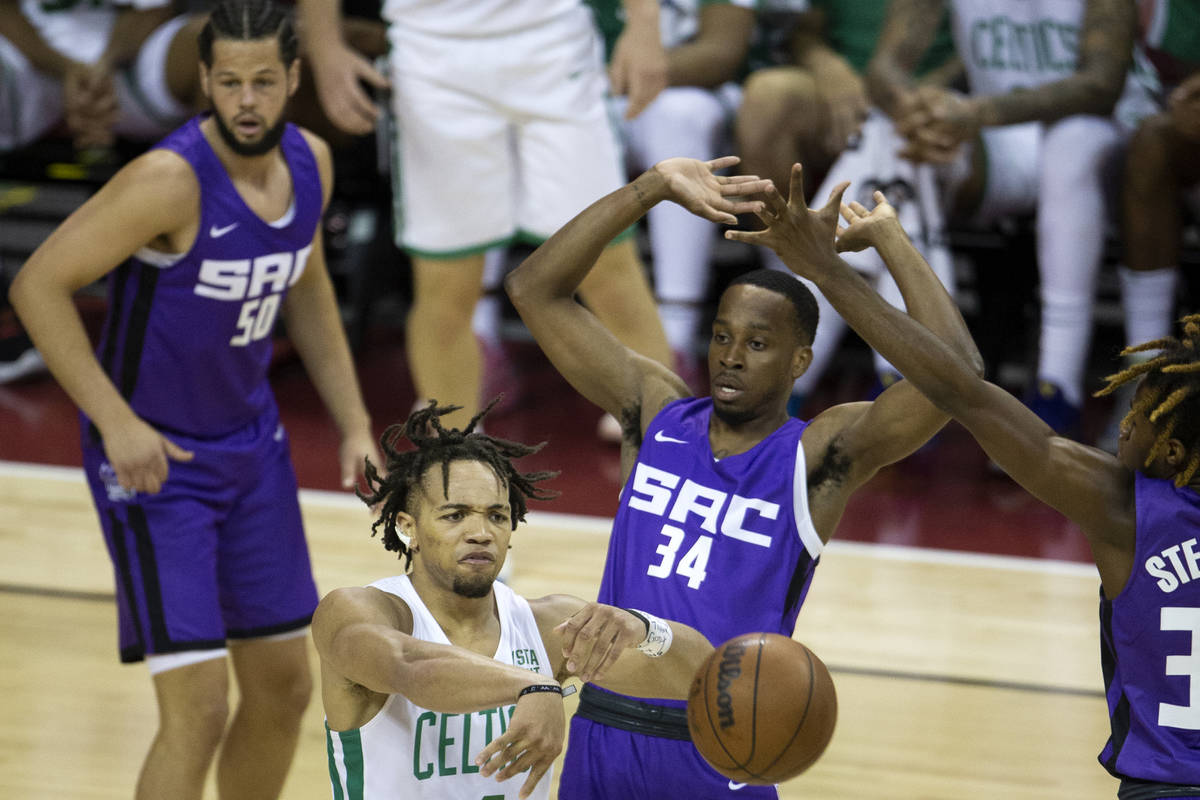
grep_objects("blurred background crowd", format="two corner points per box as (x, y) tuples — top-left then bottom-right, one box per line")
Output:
(1, 0), (1197, 452)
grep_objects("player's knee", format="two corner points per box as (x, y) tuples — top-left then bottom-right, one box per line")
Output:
(1042, 116), (1122, 183)
(162, 690), (230, 748)
(243, 658), (313, 722)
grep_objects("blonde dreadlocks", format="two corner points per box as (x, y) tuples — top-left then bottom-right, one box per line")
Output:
(1095, 314), (1200, 487)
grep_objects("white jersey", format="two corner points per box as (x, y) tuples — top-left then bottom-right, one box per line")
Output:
(325, 576), (555, 800)
(380, 0), (580, 36)
(19, 0), (170, 65)
(950, 0), (1087, 94)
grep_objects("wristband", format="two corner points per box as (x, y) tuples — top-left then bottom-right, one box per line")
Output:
(517, 683), (563, 701)
(625, 608), (673, 658)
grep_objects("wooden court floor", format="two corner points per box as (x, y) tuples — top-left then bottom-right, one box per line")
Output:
(0, 461), (1117, 799)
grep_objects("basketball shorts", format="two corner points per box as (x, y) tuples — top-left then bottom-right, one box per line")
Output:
(0, 14), (192, 152)
(81, 407), (318, 663)
(560, 715), (780, 800)
(385, 6), (625, 257)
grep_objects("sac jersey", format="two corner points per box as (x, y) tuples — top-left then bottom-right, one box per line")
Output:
(325, 576), (555, 800)
(596, 397), (823, 704)
(1100, 473), (1200, 784)
(93, 115), (322, 439)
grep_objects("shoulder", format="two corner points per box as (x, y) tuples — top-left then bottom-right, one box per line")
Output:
(314, 585), (413, 638)
(296, 126), (334, 207)
(117, 147), (199, 199)
(93, 148), (199, 231)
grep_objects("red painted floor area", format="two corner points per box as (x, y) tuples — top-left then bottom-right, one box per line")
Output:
(0, 322), (1100, 565)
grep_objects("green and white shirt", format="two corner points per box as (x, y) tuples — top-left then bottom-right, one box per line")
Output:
(325, 576), (555, 800)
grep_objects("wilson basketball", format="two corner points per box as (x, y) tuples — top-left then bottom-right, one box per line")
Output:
(686, 633), (837, 784)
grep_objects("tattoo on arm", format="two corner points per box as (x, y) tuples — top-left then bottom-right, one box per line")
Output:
(977, 0), (1135, 126)
(868, 0), (946, 111)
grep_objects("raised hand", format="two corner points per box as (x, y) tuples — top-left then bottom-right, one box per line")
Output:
(835, 191), (902, 254)
(652, 156), (771, 225)
(723, 163), (848, 283)
(474, 687), (564, 799)
(554, 603), (646, 683)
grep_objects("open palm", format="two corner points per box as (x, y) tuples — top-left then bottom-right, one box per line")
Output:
(836, 192), (899, 253)
(653, 157), (771, 225)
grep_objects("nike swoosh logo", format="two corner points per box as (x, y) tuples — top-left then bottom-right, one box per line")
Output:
(729, 781), (747, 791)
(654, 430), (687, 444)
(210, 222), (238, 238)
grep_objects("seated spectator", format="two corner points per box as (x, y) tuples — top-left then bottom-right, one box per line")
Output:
(736, 0), (959, 414)
(1102, 0), (1200, 450)
(588, 0), (758, 392)
(860, 0), (1153, 437)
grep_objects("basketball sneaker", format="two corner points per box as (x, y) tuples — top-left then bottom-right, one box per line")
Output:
(0, 334), (45, 384)
(1026, 380), (1081, 438)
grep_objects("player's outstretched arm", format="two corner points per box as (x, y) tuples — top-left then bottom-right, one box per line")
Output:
(314, 586), (567, 799)
(725, 169), (1135, 587)
(506, 157), (769, 432)
(532, 595), (714, 699)
(8, 151), (198, 493)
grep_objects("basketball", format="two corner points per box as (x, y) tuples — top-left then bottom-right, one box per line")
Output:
(686, 633), (837, 784)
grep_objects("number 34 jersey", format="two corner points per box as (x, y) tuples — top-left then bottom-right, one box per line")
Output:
(95, 114), (323, 439)
(1101, 472), (1200, 784)
(598, 397), (824, 683)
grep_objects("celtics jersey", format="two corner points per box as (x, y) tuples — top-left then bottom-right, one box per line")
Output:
(950, 0), (1088, 93)
(325, 576), (555, 800)
(587, 0), (757, 63)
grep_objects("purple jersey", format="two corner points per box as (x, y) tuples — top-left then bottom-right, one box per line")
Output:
(1100, 472), (1200, 784)
(93, 115), (322, 438)
(597, 397), (823, 704)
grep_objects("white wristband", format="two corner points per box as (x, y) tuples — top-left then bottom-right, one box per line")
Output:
(626, 608), (673, 658)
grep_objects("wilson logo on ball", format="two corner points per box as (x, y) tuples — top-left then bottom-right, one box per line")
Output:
(716, 642), (746, 729)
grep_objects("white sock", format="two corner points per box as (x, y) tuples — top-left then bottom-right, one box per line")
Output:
(1119, 265), (1179, 346)
(1034, 116), (1122, 408)
(472, 248), (509, 343)
(1038, 287), (1092, 407)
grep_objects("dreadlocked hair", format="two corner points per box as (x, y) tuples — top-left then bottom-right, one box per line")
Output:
(199, 0), (298, 67)
(356, 398), (560, 569)
(1094, 313), (1200, 486)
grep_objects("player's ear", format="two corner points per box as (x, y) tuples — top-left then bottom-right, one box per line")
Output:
(792, 343), (813, 381)
(1165, 437), (1188, 472)
(287, 57), (301, 97)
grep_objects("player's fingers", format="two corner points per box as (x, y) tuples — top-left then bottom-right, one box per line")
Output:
(705, 155), (740, 171)
(839, 202), (861, 223)
(723, 198), (766, 217)
(848, 200), (869, 215)
(518, 759), (554, 799)
(358, 60), (390, 89)
(760, 182), (789, 217)
(724, 228), (764, 245)
(873, 190), (889, 206)
(822, 181), (850, 217)
(163, 437), (194, 463)
(785, 163), (808, 210)
(475, 733), (517, 774)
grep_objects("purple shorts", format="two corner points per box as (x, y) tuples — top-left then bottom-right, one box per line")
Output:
(81, 409), (318, 663)
(560, 714), (780, 800)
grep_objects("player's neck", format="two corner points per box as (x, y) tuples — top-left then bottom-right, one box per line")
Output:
(411, 571), (500, 636)
(707, 406), (791, 459)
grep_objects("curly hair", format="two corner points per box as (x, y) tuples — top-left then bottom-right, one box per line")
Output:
(1095, 313), (1200, 487)
(356, 399), (559, 570)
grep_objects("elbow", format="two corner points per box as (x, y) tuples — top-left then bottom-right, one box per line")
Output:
(502, 269), (530, 311)
(1074, 74), (1124, 116)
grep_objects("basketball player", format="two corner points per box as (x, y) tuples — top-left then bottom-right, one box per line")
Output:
(0, 0), (203, 152)
(297, 0), (674, 431)
(861, 0), (1155, 436)
(734, 164), (1200, 797)
(318, 400), (715, 800)
(504, 156), (982, 798)
(7, 2), (379, 797)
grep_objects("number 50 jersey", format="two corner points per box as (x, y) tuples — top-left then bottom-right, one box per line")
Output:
(598, 397), (824, 692)
(94, 114), (323, 439)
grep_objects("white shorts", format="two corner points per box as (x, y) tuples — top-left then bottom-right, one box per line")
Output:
(386, 6), (625, 257)
(0, 14), (192, 152)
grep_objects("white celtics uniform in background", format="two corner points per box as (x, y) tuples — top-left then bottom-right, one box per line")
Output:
(325, 576), (555, 800)
(0, 0), (192, 151)
(380, 0), (624, 256)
